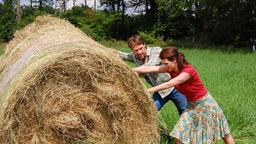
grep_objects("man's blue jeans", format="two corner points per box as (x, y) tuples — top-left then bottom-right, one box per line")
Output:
(152, 88), (187, 115)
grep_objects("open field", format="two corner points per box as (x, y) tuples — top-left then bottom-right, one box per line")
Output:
(1, 41), (255, 143)
(161, 48), (256, 143)
(113, 42), (256, 143)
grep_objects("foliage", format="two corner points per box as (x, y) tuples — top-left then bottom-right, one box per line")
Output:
(0, 1), (16, 41)
(99, 39), (127, 49)
(154, 0), (256, 46)
(62, 6), (117, 41)
(156, 0), (192, 40)
(139, 31), (157, 44)
(0, 3), (54, 42)
(189, 0), (256, 46)
(18, 6), (54, 29)
(1, 0), (256, 47)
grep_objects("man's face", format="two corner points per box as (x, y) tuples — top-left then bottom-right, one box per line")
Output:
(131, 44), (147, 61)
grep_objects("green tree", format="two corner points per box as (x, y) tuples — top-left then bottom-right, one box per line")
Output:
(156, 0), (191, 40)
(0, 0), (17, 41)
(192, 0), (256, 46)
(100, 0), (128, 39)
(62, 6), (116, 40)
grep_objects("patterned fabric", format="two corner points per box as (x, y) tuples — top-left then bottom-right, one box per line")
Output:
(118, 47), (173, 98)
(170, 93), (230, 144)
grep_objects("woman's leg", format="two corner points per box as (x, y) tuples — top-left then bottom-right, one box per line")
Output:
(222, 134), (235, 144)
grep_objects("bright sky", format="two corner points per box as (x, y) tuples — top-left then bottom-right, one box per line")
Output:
(0, 0), (141, 15)
(66, 0), (97, 9)
(0, 0), (98, 9)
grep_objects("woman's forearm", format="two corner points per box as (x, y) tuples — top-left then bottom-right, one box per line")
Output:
(148, 81), (173, 93)
(133, 66), (156, 74)
(133, 65), (166, 74)
(148, 72), (191, 93)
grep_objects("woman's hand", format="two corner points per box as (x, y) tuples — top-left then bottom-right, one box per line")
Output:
(148, 88), (155, 93)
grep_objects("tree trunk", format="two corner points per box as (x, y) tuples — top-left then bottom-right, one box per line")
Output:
(39, 0), (43, 9)
(73, 0), (76, 7)
(121, 0), (125, 16)
(111, 2), (115, 11)
(30, 0), (32, 7)
(121, 0), (125, 24)
(149, 0), (157, 19)
(117, 0), (120, 12)
(94, 0), (96, 10)
(145, 0), (149, 15)
(84, 0), (87, 6)
(63, 0), (66, 11)
(16, 0), (21, 22)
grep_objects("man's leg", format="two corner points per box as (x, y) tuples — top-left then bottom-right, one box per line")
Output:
(152, 89), (187, 114)
(152, 92), (169, 111)
(168, 88), (187, 115)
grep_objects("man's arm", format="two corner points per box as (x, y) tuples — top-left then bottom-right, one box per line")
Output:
(117, 51), (134, 62)
(110, 48), (134, 62)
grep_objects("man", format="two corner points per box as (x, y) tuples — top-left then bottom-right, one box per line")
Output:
(118, 35), (187, 114)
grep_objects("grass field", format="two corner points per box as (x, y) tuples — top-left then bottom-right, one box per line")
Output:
(108, 41), (256, 143)
(1, 41), (256, 143)
(160, 48), (256, 144)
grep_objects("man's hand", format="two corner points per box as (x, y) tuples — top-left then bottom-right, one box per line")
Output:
(109, 48), (119, 56)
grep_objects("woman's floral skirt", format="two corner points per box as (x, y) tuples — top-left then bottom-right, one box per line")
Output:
(170, 93), (230, 144)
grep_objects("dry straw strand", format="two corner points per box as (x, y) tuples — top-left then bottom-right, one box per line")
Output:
(0, 15), (159, 144)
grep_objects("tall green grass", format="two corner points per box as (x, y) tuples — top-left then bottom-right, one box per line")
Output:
(117, 46), (256, 143)
(171, 48), (256, 143)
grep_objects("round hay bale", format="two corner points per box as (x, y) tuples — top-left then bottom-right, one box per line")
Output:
(0, 15), (159, 144)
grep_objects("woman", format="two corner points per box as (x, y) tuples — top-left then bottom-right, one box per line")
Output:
(133, 47), (234, 144)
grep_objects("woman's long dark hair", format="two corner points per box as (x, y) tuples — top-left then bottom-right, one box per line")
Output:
(160, 47), (189, 71)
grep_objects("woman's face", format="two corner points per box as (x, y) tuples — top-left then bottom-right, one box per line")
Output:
(161, 58), (176, 73)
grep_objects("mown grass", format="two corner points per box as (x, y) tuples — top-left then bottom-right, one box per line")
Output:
(109, 42), (256, 143)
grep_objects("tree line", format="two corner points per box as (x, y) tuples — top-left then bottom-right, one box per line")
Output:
(0, 0), (256, 48)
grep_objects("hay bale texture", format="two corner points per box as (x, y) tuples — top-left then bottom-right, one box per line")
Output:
(0, 15), (159, 144)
